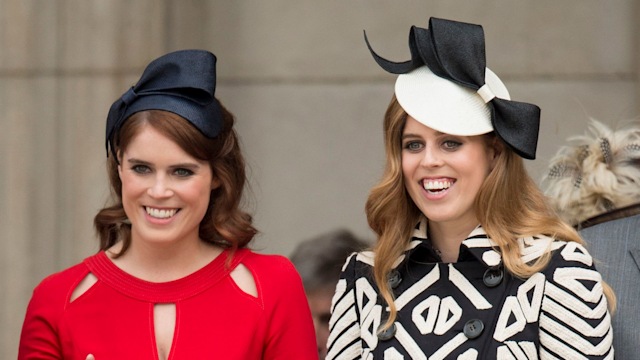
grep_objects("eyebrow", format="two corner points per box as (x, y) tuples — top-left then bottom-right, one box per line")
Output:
(402, 131), (448, 139)
(126, 158), (202, 169)
(402, 133), (421, 140)
(126, 158), (151, 166)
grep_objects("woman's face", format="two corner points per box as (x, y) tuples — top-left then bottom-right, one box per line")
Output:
(401, 116), (496, 228)
(118, 124), (215, 247)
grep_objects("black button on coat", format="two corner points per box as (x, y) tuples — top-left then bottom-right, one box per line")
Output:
(326, 219), (614, 359)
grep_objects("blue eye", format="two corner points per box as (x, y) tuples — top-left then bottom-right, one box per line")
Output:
(174, 168), (194, 177)
(442, 140), (462, 150)
(404, 141), (424, 151)
(132, 165), (151, 174)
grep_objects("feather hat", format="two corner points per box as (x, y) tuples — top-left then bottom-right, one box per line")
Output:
(542, 119), (640, 226)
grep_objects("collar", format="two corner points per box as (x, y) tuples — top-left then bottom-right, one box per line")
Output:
(399, 217), (502, 269)
(396, 217), (564, 270)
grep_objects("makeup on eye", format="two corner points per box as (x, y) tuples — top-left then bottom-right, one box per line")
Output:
(125, 158), (201, 177)
(441, 139), (462, 150)
(173, 168), (195, 177)
(131, 164), (151, 174)
(401, 136), (462, 152)
(403, 140), (424, 152)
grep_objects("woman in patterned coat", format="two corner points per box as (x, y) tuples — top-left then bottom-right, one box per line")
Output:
(326, 18), (615, 359)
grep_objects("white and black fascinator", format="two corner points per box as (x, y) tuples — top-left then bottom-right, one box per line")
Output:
(365, 17), (541, 159)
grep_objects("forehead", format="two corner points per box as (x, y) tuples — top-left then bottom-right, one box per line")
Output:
(403, 116), (446, 136)
(128, 124), (174, 145)
(124, 125), (193, 159)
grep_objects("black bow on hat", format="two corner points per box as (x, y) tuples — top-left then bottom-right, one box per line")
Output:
(365, 18), (540, 160)
(105, 49), (224, 158)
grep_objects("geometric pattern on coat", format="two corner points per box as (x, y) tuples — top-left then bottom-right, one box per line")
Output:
(326, 219), (614, 359)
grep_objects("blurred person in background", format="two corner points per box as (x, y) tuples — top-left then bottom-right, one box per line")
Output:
(543, 119), (640, 228)
(290, 229), (369, 359)
(543, 119), (640, 358)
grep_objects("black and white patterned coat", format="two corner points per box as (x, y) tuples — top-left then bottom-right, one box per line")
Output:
(327, 220), (614, 359)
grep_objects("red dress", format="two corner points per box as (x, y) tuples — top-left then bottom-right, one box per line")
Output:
(19, 248), (318, 359)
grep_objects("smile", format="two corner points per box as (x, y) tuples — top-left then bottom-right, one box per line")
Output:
(145, 207), (178, 219)
(422, 179), (454, 193)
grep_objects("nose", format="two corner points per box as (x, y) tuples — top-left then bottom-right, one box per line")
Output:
(420, 146), (444, 168)
(147, 175), (174, 198)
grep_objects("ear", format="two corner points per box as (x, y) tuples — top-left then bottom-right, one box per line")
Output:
(210, 174), (222, 190)
(116, 151), (124, 177)
(488, 137), (503, 170)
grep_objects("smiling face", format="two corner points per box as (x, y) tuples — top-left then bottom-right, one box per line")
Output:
(118, 123), (215, 247)
(401, 116), (497, 229)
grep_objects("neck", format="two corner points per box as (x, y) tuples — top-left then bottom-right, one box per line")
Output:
(108, 237), (222, 282)
(427, 219), (478, 263)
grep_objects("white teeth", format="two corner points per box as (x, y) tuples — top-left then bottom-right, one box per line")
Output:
(423, 179), (453, 191)
(145, 207), (177, 219)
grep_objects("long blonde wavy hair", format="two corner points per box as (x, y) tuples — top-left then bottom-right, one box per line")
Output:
(366, 96), (616, 330)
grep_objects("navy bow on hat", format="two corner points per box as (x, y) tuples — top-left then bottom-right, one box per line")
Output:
(365, 17), (541, 160)
(105, 49), (224, 158)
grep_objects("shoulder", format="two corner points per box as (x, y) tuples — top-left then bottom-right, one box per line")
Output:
(238, 250), (305, 294)
(23, 257), (92, 331)
(240, 249), (298, 277)
(238, 250), (312, 309)
(516, 235), (601, 281)
(536, 238), (608, 310)
(517, 234), (597, 272)
(31, 258), (91, 303)
(543, 238), (597, 272)
(334, 251), (376, 292)
(516, 234), (567, 264)
(580, 211), (640, 241)
(342, 250), (376, 269)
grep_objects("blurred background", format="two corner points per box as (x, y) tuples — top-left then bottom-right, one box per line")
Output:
(1, 1), (639, 357)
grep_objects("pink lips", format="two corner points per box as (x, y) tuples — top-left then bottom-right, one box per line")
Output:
(421, 178), (455, 200)
(144, 206), (179, 225)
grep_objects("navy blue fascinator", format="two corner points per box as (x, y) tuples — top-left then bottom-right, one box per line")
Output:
(365, 17), (540, 160)
(105, 49), (224, 157)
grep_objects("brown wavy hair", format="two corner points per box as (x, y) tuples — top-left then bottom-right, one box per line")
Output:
(94, 105), (257, 257)
(366, 96), (616, 330)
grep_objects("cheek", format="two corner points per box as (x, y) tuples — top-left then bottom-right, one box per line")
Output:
(401, 154), (416, 178)
(120, 173), (145, 195)
(465, 156), (492, 186)
(185, 180), (214, 208)
(119, 173), (136, 199)
(119, 177), (158, 211)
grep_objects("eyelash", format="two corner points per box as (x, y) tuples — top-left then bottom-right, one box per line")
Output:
(403, 141), (424, 151)
(442, 140), (462, 150)
(130, 165), (194, 177)
(402, 140), (462, 151)
(174, 168), (194, 177)
(131, 165), (151, 174)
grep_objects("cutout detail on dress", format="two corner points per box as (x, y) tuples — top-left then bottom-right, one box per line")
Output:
(154, 303), (176, 360)
(230, 263), (258, 297)
(70, 273), (98, 302)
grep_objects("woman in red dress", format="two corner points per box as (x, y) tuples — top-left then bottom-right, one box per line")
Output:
(19, 50), (318, 360)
